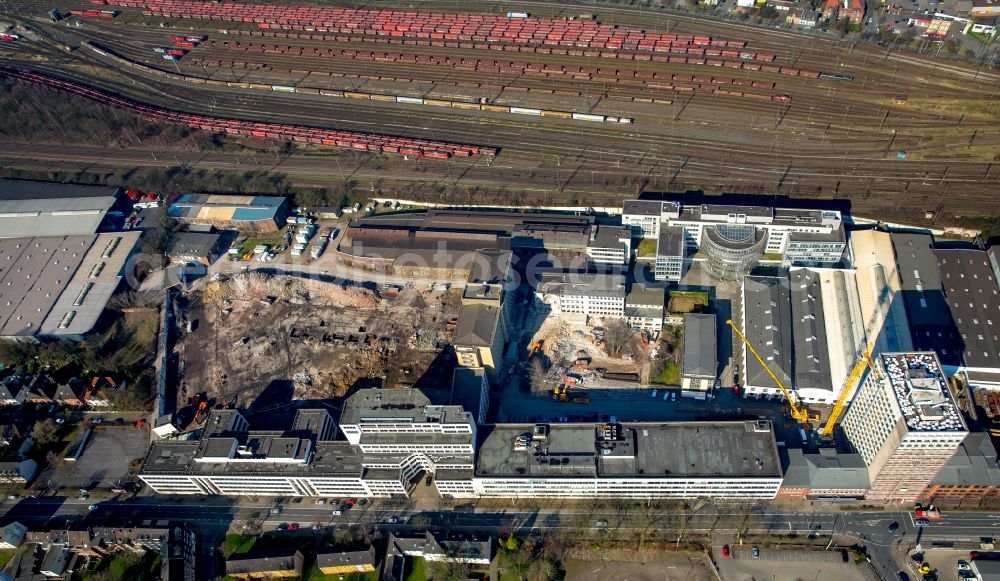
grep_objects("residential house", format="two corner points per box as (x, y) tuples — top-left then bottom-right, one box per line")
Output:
(788, 6), (821, 26)
(389, 532), (493, 565)
(315, 546), (377, 576)
(0, 459), (38, 485)
(823, 0), (865, 23)
(0, 378), (23, 406)
(83, 377), (116, 407)
(0, 522), (27, 549)
(21, 376), (53, 405)
(48, 382), (85, 407)
(225, 550), (305, 579)
(39, 542), (73, 577)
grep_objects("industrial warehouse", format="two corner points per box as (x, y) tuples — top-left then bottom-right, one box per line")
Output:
(0, 180), (140, 341)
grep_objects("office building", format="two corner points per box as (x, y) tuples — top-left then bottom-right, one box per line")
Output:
(453, 250), (515, 385)
(624, 286), (665, 334)
(553, 272), (626, 318)
(655, 226), (685, 281)
(585, 225), (631, 268)
(841, 352), (968, 504)
(168, 194), (289, 233)
(457, 420), (783, 499)
(681, 313), (717, 398)
(935, 248), (1000, 389)
(139, 408), (402, 498)
(0, 179), (119, 238)
(623, 200), (846, 279)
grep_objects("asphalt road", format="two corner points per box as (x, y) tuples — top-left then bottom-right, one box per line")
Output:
(4, 495), (997, 552)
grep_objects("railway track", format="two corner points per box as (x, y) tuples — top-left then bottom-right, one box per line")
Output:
(0, 0), (997, 221)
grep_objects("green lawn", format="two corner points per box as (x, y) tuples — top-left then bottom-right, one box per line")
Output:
(404, 557), (428, 581)
(636, 238), (657, 258)
(0, 551), (16, 569)
(650, 362), (680, 386)
(308, 567), (378, 581)
(223, 533), (256, 557)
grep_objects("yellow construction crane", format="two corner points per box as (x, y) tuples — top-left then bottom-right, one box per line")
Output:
(819, 347), (878, 437)
(727, 319), (818, 424)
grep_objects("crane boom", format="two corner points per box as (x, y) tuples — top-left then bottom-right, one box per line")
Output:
(726, 319), (811, 423)
(820, 348), (877, 437)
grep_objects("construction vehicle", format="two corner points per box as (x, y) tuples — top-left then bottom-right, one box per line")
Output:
(819, 347), (880, 437)
(727, 319), (819, 424)
(552, 385), (590, 404)
(917, 563), (931, 575)
(194, 401), (208, 423)
(528, 339), (544, 356)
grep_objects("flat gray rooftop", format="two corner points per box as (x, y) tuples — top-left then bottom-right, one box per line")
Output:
(141, 440), (363, 477)
(682, 313), (717, 378)
(476, 421), (781, 479)
(0, 179), (118, 238)
(340, 388), (472, 426)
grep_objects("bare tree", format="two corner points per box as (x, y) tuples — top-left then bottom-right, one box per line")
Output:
(603, 319), (635, 358)
(529, 357), (549, 395)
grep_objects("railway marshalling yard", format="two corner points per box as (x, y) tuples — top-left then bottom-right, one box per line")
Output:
(2, 0), (1000, 224)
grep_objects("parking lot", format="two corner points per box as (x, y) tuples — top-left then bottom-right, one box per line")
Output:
(715, 547), (869, 581)
(46, 425), (150, 491)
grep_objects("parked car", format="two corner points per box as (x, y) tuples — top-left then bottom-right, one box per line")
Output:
(315, 499), (325, 505)
(388, 517), (399, 524)
(88, 504), (98, 511)
(915, 518), (930, 527)
(752, 547), (760, 559)
(888, 521), (899, 532)
(898, 572), (910, 581)
(722, 546), (730, 558)
(958, 562), (971, 572)
(651, 389), (658, 398)
(332, 510), (342, 516)
(277, 523), (289, 531)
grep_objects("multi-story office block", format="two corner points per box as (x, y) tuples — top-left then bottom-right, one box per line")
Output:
(623, 200), (846, 280)
(841, 352), (967, 504)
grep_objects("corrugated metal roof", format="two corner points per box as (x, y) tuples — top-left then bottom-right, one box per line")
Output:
(0, 180), (117, 238)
